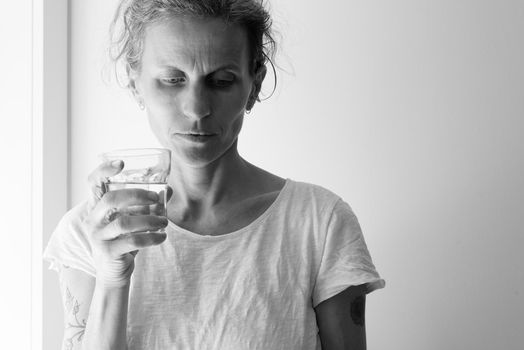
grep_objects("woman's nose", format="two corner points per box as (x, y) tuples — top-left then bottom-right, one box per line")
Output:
(181, 84), (211, 120)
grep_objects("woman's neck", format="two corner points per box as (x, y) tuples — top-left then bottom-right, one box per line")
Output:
(167, 141), (253, 211)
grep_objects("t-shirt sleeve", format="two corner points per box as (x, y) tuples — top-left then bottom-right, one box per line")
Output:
(312, 199), (385, 307)
(42, 201), (97, 277)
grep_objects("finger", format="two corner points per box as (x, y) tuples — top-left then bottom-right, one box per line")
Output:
(87, 160), (124, 187)
(95, 215), (168, 241)
(149, 202), (166, 216)
(166, 186), (173, 202)
(92, 188), (160, 223)
(123, 204), (154, 216)
(153, 187), (170, 215)
(109, 232), (167, 256)
(96, 204), (157, 218)
(125, 203), (168, 217)
(156, 186), (172, 203)
(87, 160), (124, 209)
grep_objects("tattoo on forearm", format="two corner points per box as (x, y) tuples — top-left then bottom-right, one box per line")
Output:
(63, 287), (87, 350)
(350, 295), (365, 327)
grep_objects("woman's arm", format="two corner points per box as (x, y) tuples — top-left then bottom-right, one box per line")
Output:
(58, 265), (94, 350)
(314, 285), (367, 350)
(58, 265), (130, 350)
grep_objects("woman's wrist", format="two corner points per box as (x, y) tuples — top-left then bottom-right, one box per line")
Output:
(94, 254), (135, 289)
(95, 274), (132, 290)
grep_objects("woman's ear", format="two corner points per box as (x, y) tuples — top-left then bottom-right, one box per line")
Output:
(247, 65), (267, 110)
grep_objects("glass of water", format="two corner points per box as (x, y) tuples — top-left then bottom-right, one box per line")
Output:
(99, 148), (171, 233)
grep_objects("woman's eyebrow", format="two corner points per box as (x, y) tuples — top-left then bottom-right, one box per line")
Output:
(156, 62), (242, 73)
(214, 63), (241, 71)
(157, 65), (184, 73)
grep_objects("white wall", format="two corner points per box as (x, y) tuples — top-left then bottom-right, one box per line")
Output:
(0, 0), (33, 348)
(45, 0), (524, 349)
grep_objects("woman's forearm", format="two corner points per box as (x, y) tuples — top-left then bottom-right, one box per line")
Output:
(82, 281), (131, 350)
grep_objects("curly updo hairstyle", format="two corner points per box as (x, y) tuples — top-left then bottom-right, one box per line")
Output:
(109, 0), (277, 91)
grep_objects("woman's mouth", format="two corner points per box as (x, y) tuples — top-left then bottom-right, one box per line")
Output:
(175, 133), (217, 143)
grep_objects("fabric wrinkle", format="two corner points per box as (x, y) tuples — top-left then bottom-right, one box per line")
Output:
(43, 179), (385, 349)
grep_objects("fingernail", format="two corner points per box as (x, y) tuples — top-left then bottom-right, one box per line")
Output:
(111, 160), (123, 168)
(148, 192), (159, 201)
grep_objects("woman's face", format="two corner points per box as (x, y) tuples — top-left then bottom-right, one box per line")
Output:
(131, 17), (265, 167)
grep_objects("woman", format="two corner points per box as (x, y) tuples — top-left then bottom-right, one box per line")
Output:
(44, 0), (385, 349)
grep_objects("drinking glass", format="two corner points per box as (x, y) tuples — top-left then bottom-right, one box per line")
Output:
(99, 148), (171, 233)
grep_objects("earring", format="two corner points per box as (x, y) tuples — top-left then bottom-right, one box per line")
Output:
(246, 108), (252, 115)
(138, 100), (145, 110)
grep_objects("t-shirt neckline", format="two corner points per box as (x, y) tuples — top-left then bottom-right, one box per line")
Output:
(167, 178), (292, 240)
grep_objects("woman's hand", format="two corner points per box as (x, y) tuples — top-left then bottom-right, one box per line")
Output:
(84, 160), (170, 287)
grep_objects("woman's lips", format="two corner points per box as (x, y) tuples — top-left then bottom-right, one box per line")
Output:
(175, 133), (217, 143)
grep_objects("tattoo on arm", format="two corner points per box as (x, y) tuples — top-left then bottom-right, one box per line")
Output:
(350, 295), (365, 327)
(62, 286), (87, 350)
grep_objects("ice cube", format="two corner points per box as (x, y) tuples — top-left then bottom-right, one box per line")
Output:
(109, 168), (149, 183)
(148, 170), (168, 182)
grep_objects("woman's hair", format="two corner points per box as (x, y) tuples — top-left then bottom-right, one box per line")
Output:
(109, 0), (277, 89)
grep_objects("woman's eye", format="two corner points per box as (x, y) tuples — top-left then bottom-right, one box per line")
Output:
(161, 77), (185, 85)
(211, 79), (234, 88)
(208, 73), (235, 88)
(211, 78), (234, 87)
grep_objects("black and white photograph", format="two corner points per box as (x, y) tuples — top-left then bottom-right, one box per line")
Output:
(0, 0), (522, 349)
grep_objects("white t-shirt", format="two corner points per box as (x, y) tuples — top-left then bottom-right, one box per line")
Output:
(44, 179), (385, 350)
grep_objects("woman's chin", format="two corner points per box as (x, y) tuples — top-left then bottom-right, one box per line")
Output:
(169, 147), (225, 169)
(168, 138), (239, 169)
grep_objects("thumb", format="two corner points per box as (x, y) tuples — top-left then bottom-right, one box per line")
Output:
(87, 160), (125, 211)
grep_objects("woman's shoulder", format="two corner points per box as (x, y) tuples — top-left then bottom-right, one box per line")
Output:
(249, 164), (341, 204)
(55, 200), (90, 234)
(286, 179), (342, 203)
(277, 179), (343, 219)
(44, 200), (95, 277)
